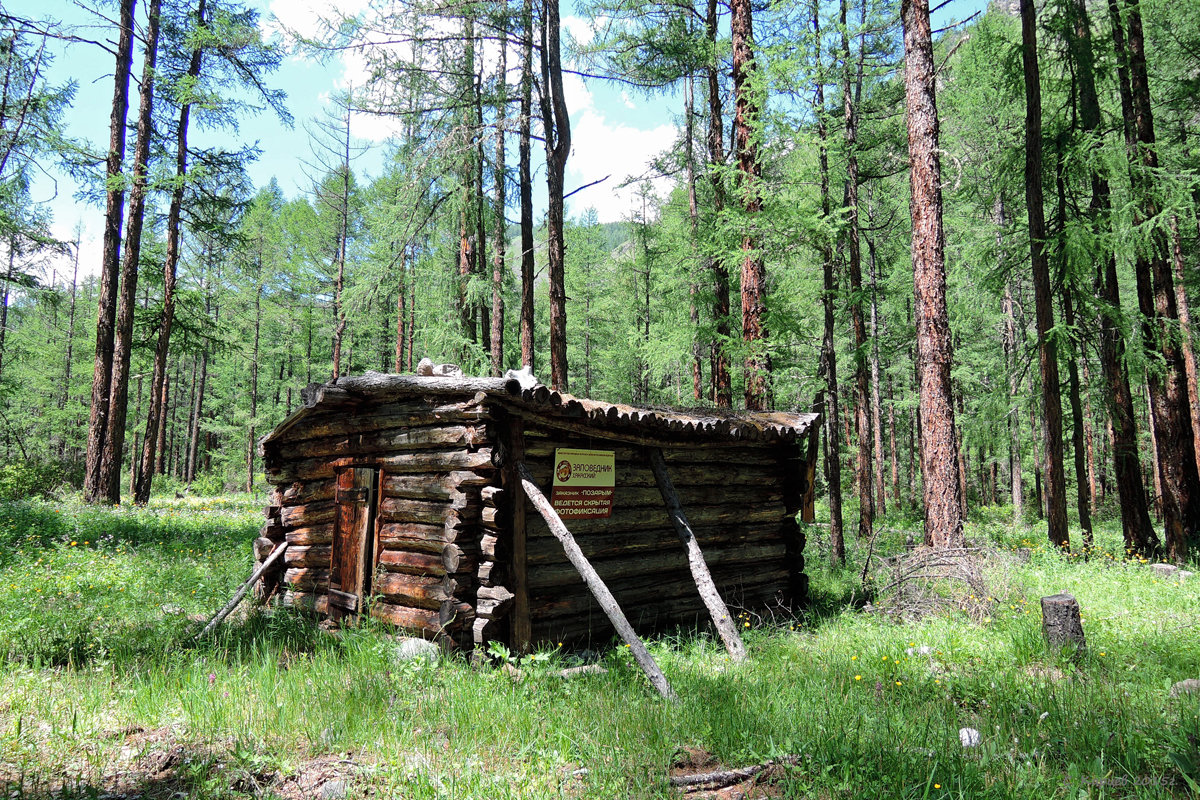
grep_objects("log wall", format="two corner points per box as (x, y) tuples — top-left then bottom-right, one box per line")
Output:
(258, 391), (809, 652)
(259, 398), (497, 650)
(512, 423), (806, 647)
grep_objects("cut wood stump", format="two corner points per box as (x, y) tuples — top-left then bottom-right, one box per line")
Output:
(1040, 593), (1086, 657)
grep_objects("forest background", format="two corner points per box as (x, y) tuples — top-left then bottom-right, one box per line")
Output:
(0, 0), (1198, 564)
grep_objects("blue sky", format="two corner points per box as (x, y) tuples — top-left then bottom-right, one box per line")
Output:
(12, 0), (987, 282)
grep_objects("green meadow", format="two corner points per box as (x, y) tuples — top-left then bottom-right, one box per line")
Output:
(0, 496), (1196, 798)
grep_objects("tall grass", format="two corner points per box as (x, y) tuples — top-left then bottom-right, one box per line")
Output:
(0, 496), (1196, 798)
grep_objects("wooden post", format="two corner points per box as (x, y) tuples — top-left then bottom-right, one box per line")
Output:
(516, 461), (678, 701)
(648, 448), (747, 661)
(506, 417), (531, 649)
(196, 541), (289, 640)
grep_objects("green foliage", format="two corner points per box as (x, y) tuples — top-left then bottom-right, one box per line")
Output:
(0, 459), (75, 501)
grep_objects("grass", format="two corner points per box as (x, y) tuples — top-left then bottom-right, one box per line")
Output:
(0, 494), (1196, 798)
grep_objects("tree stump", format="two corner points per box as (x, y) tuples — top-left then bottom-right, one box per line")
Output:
(1040, 593), (1086, 657)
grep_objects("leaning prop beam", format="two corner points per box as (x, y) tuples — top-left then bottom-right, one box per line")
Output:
(649, 448), (747, 661)
(516, 461), (678, 701)
(196, 541), (289, 641)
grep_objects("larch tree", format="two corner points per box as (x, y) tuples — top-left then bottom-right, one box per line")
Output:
(731, 0), (767, 410)
(83, 0), (136, 505)
(900, 0), (963, 548)
(1019, 0), (1069, 550)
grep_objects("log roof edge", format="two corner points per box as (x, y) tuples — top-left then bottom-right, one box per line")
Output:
(260, 370), (819, 449)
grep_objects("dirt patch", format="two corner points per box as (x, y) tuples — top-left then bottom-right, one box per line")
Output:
(272, 754), (365, 800)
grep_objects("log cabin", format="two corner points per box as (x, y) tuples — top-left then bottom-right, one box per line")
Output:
(255, 369), (818, 652)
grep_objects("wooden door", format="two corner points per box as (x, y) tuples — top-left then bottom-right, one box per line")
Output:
(329, 467), (378, 617)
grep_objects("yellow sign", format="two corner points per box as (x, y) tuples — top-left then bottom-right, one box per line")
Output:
(550, 448), (615, 518)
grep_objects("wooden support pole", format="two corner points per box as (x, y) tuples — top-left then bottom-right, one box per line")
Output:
(516, 461), (678, 701)
(196, 542), (289, 641)
(649, 448), (748, 662)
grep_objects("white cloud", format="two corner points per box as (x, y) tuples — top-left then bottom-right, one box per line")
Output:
(562, 76), (677, 223)
(561, 15), (596, 47)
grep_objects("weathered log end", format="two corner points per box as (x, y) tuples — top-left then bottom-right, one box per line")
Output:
(1040, 593), (1086, 657)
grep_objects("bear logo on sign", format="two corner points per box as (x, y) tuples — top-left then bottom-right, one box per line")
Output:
(556, 460), (572, 482)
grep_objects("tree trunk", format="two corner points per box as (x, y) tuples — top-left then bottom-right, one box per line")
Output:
(1020, 0), (1069, 549)
(840, 0), (872, 535)
(685, 77), (704, 402)
(60, 236), (81, 446)
(187, 351), (207, 484)
(331, 101), (351, 380)
(868, 232), (886, 518)
(84, 0), (136, 504)
(706, 0), (731, 408)
(246, 278), (262, 493)
(541, 0), (570, 391)
(135, 0), (204, 505)
(999, 197), (1024, 522)
(518, 0), (535, 372)
(732, 0), (767, 410)
(1066, 0), (1158, 555)
(901, 0), (964, 548)
(1170, 215), (1200, 483)
(1114, 0), (1200, 560)
(1055, 152), (1093, 547)
(490, 16), (507, 377)
(810, 0), (843, 560)
(395, 249), (407, 372)
(99, 0), (161, 504)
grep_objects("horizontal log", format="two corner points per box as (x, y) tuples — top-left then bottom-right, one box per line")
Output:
(334, 372), (510, 399)
(477, 597), (512, 620)
(269, 449), (496, 481)
(283, 567), (329, 591)
(374, 573), (455, 609)
(481, 533), (509, 561)
(368, 601), (444, 636)
(272, 401), (492, 445)
(526, 541), (786, 592)
(377, 545), (473, 576)
(379, 496), (455, 525)
(287, 524), (334, 546)
(520, 461), (786, 490)
(525, 502), (786, 537)
(253, 537), (277, 561)
(477, 560), (507, 585)
(284, 544), (332, 567)
(260, 519), (284, 541)
(522, 437), (798, 464)
(481, 486), (504, 507)
(276, 424), (489, 461)
(280, 501), (335, 529)
(472, 616), (507, 644)
(382, 471), (491, 500)
(271, 479), (336, 506)
(528, 575), (789, 638)
(377, 521), (451, 550)
(525, 522), (783, 565)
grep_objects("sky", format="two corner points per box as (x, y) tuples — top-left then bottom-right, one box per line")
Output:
(11, 0), (988, 283)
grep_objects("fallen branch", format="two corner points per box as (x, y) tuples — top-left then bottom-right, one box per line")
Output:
(670, 754), (801, 789)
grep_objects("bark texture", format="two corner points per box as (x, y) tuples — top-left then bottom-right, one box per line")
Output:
(901, 0), (964, 548)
